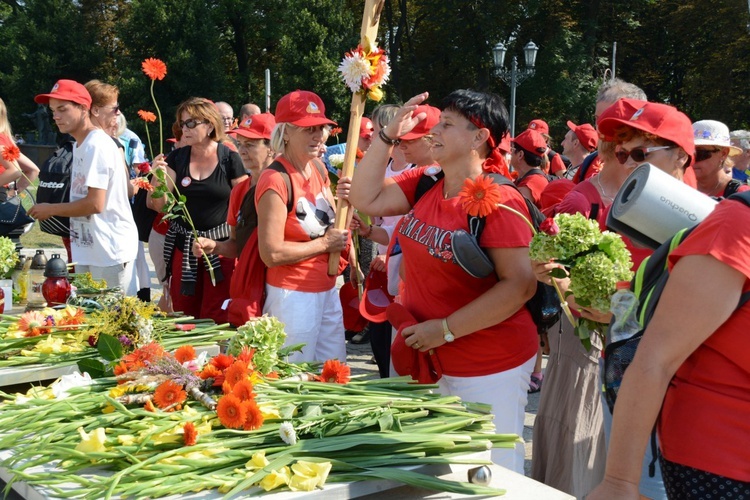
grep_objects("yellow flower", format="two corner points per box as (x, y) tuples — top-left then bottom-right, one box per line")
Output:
(367, 87), (384, 101)
(258, 402), (280, 420)
(159, 448), (229, 464)
(15, 386), (54, 404)
(102, 404), (116, 414)
(258, 466), (291, 491)
(290, 460), (332, 490)
(75, 427), (108, 454)
(245, 451), (269, 470)
(118, 434), (137, 446)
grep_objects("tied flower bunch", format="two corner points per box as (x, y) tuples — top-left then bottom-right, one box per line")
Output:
(337, 39), (391, 101)
(529, 213), (633, 313)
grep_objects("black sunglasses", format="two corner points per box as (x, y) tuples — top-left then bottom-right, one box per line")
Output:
(180, 118), (207, 129)
(695, 148), (722, 162)
(615, 145), (674, 165)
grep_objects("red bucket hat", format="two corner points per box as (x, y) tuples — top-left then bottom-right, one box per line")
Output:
(359, 117), (374, 139)
(275, 90), (336, 127)
(387, 303), (442, 384)
(566, 121), (598, 152)
(339, 281), (368, 333)
(400, 105), (441, 141)
(597, 98), (695, 164)
(513, 129), (548, 156)
(34, 79), (92, 109)
(528, 119), (549, 135)
(231, 113), (276, 140)
(358, 269), (394, 323)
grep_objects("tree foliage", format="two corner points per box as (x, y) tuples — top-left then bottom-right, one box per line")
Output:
(2, 0), (750, 150)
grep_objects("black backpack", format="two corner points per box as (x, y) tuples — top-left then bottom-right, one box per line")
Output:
(36, 137), (74, 238)
(414, 169), (561, 334)
(516, 167), (556, 184)
(235, 158), (328, 254)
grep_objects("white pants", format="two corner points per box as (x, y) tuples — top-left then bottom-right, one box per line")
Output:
(134, 242), (151, 291)
(76, 262), (136, 296)
(436, 355), (535, 474)
(263, 284), (346, 363)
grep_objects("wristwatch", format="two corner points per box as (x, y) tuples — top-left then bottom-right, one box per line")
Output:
(442, 318), (455, 343)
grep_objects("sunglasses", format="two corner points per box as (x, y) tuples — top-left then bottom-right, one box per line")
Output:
(102, 104), (120, 113)
(615, 145), (674, 165)
(180, 119), (207, 129)
(695, 148), (722, 162)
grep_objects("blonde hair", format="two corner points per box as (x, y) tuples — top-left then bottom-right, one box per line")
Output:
(270, 123), (289, 154)
(175, 97), (226, 142)
(84, 79), (119, 109)
(0, 97), (12, 140)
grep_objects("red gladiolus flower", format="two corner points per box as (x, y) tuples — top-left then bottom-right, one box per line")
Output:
(1, 144), (20, 162)
(320, 359), (351, 384)
(137, 110), (157, 123)
(183, 422), (198, 446)
(458, 176), (504, 218)
(539, 218), (560, 236)
(142, 58), (167, 80)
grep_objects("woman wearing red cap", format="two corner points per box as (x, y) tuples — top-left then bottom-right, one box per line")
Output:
(255, 90), (349, 363)
(349, 90), (537, 473)
(150, 97), (247, 323)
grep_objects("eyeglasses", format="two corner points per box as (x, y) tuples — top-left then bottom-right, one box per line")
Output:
(615, 145), (675, 164)
(180, 119), (207, 129)
(102, 104), (120, 113)
(695, 148), (722, 162)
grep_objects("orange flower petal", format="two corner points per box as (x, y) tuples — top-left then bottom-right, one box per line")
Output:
(142, 58), (167, 80)
(137, 110), (157, 123)
(183, 422), (198, 446)
(153, 380), (187, 410)
(458, 176), (503, 218)
(174, 345), (196, 364)
(217, 394), (247, 429)
(2, 144), (21, 162)
(242, 400), (264, 430)
(320, 359), (351, 384)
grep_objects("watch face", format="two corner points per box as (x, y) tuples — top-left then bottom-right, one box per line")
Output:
(444, 332), (455, 343)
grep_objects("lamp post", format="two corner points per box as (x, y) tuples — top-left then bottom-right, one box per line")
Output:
(492, 41), (539, 137)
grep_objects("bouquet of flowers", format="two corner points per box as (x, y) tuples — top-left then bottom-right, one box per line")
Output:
(0, 236), (18, 277)
(530, 213), (633, 346)
(337, 40), (391, 101)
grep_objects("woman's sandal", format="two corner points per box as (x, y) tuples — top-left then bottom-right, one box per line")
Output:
(528, 372), (544, 394)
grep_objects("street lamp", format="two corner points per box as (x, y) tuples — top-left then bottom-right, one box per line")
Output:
(492, 41), (539, 137)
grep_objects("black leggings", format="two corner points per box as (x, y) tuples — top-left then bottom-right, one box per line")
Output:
(368, 320), (392, 378)
(660, 456), (750, 499)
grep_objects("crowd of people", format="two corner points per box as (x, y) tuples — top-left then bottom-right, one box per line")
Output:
(0, 74), (748, 499)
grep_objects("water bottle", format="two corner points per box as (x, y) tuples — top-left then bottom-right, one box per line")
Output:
(608, 281), (640, 344)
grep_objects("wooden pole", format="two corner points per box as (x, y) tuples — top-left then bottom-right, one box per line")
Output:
(327, 0), (385, 276)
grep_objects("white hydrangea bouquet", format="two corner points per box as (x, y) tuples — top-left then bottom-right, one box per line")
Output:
(529, 213), (633, 349)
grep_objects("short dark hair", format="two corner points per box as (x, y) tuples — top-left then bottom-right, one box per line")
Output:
(441, 89), (509, 157)
(513, 143), (544, 167)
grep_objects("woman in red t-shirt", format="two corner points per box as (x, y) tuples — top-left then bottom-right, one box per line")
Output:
(349, 89), (537, 473)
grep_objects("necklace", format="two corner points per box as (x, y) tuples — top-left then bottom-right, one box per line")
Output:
(594, 174), (615, 202)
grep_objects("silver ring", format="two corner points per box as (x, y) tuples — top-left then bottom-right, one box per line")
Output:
(413, 342), (420, 349)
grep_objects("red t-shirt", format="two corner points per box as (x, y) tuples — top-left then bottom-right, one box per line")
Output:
(394, 167), (538, 377)
(227, 177), (252, 227)
(549, 151), (566, 175)
(658, 199), (750, 481)
(516, 171), (549, 208)
(556, 181), (652, 270)
(572, 154), (603, 183)
(255, 159), (337, 292)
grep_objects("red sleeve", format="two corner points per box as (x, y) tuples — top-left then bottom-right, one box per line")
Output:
(669, 199), (750, 280)
(227, 178), (252, 226)
(550, 153), (566, 175)
(392, 165), (430, 206)
(255, 168), (289, 206)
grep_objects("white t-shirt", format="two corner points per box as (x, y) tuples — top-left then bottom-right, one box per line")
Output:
(376, 160), (415, 255)
(70, 129), (138, 266)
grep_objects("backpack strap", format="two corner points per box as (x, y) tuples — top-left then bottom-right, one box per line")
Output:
(576, 151), (599, 183)
(516, 168), (547, 184)
(265, 162), (294, 213)
(470, 173), (544, 243)
(414, 168), (445, 204)
(723, 179), (744, 198)
(727, 189), (750, 206)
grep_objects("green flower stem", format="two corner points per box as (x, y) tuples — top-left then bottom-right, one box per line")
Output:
(495, 203), (579, 327)
(143, 122), (154, 161)
(150, 80), (163, 156)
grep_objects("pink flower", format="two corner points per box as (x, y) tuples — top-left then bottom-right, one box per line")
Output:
(539, 218), (560, 236)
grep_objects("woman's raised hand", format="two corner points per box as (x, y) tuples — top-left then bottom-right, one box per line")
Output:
(382, 92), (430, 140)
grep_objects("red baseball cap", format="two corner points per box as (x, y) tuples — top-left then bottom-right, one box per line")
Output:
(275, 90), (336, 127)
(387, 303), (442, 384)
(358, 269), (394, 322)
(597, 98), (695, 163)
(566, 121), (598, 152)
(230, 113), (276, 140)
(513, 129), (548, 156)
(339, 281), (368, 333)
(34, 79), (92, 109)
(498, 132), (512, 154)
(359, 117), (374, 139)
(166, 138), (178, 144)
(528, 119), (549, 135)
(539, 179), (576, 216)
(400, 105), (441, 141)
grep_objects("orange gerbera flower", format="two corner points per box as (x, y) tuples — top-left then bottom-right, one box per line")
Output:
(122, 342), (166, 371)
(199, 364), (221, 380)
(232, 379), (255, 401)
(142, 58), (167, 80)
(242, 400), (264, 431)
(174, 345), (196, 364)
(458, 175), (503, 218)
(153, 380), (187, 410)
(1, 144), (20, 162)
(210, 353), (235, 371)
(216, 394), (247, 429)
(144, 399), (157, 412)
(137, 110), (157, 123)
(237, 346), (255, 366)
(183, 422), (197, 446)
(57, 307), (85, 330)
(113, 361), (129, 376)
(18, 311), (46, 337)
(320, 359), (351, 384)
(132, 177), (153, 192)
(223, 361), (249, 389)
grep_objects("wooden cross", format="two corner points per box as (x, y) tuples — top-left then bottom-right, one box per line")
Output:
(327, 0), (386, 276)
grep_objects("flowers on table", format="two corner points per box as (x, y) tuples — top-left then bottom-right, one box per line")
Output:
(338, 41), (391, 101)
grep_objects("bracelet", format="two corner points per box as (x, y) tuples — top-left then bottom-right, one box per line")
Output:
(378, 129), (401, 146)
